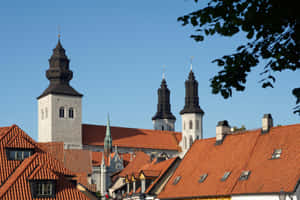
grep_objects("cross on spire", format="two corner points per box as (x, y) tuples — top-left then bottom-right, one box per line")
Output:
(58, 25), (61, 40)
(190, 56), (194, 71)
(162, 65), (166, 79)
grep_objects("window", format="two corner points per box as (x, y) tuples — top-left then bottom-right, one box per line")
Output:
(189, 135), (193, 148)
(239, 171), (251, 181)
(172, 176), (181, 185)
(183, 122), (185, 130)
(198, 174), (208, 183)
(189, 120), (193, 129)
(196, 120), (199, 130)
(31, 181), (56, 198)
(271, 149), (282, 159)
(41, 109), (44, 120)
(7, 149), (33, 161)
(184, 136), (187, 149)
(161, 126), (164, 130)
(69, 107), (74, 118)
(221, 172), (231, 181)
(59, 107), (64, 118)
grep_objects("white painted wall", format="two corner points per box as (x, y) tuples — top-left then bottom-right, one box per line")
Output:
(152, 119), (175, 131)
(232, 194), (297, 200)
(38, 94), (82, 148)
(179, 113), (203, 157)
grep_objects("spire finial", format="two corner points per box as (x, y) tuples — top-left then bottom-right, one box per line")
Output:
(190, 56), (194, 71)
(58, 25), (61, 40)
(162, 65), (166, 79)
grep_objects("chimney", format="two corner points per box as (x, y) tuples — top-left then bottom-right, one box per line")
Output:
(262, 114), (273, 134)
(216, 120), (230, 145)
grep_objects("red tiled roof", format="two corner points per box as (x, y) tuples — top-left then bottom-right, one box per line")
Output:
(0, 125), (91, 200)
(158, 124), (300, 199)
(6, 133), (35, 149)
(28, 164), (59, 180)
(82, 124), (181, 151)
(119, 151), (150, 177)
(64, 149), (92, 174)
(38, 142), (64, 162)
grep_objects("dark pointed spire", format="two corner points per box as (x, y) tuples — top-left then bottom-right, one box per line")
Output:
(180, 69), (204, 115)
(152, 77), (176, 120)
(104, 114), (112, 156)
(38, 39), (83, 99)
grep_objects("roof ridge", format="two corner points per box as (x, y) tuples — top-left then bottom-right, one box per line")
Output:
(0, 153), (37, 198)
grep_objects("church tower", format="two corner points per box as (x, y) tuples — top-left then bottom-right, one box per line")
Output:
(37, 39), (83, 149)
(152, 76), (176, 131)
(179, 67), (204, 156)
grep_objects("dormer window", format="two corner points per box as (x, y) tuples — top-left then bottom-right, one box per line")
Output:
(69, 107), (74, 119)
(198, 174), (208, 183)
(271, 149), (282, 159)
(59, 107), (64, 118)
(239, 170), (251, 181)
(6, 148), (34, 161)
(31, 180), (56, 198)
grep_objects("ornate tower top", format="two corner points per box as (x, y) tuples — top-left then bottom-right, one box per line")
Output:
(180, 69), (204, 115)
(37, 39), (83, 99)
(152, 77), (176, 120)
(104, 115), (112, 156)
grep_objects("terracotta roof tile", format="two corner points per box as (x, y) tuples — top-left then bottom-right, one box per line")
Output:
(82, 124), (181, 151)
(119, 151), (150, 177)
(158, 124), (300, 199)
(0, 125), (91, 200)
(38, 142), (64, 162)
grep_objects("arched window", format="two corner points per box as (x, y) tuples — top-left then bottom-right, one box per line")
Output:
(41, 109), (44, 120)
(59, 107), (64, 118)
(161, 126), (164, 130)
(189, 120), (193, 130)
(184, 136), (187, 149)
(189, 135), (193, 148)
(196, 120), (199, 130)
(69, 107), (74, 118)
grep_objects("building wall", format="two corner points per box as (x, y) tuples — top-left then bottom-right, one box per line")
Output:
(180, 113), (203, 157)
(231, 194), (297, 200)
(38, 94), (82, 148)
(152, 119), (175, 131)
(83, 145), (179, 158)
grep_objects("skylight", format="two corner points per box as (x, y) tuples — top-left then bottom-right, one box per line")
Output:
(239, 171), (251, 181)
(271, 149), (282, 159)
(221, 171), (231, 181)
(172, 176), (181, 185)
(198, 174), (208, 183)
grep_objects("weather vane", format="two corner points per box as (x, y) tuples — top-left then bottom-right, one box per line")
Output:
(162, 65), (166, 79)
(190, 56), (194, 70)
(58, 25), (61, 40)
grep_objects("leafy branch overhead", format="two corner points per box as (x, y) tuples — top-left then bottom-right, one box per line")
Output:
(178, 0), (300, 113)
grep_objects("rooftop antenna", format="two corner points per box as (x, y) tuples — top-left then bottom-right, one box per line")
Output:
(190, 56), (194, 71)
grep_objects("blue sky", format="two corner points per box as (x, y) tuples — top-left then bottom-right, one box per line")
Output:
(0, 0), (299, 140)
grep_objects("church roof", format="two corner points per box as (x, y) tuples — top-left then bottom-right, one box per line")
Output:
(158, 123), (300, 199)
(38, 40), (82, 99)
(82, 124), (182, 151)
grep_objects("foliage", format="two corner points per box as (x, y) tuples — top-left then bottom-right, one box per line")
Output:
(232, 125), (246, 132)
(178, 0), (300, 113)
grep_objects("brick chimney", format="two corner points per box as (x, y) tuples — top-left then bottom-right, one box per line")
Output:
(216, 120), (230, 145)
(262, 114), (273, 134)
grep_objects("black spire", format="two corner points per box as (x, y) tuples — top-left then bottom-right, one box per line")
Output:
(38, 39), (83, 99)
(180, 70), (204, 115)
(152, 78), (176, 120)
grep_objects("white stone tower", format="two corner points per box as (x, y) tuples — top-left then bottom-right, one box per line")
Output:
(152, 76), (176, 131)
(179, 68), (204, 157)
(37, 39), (83, 149)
